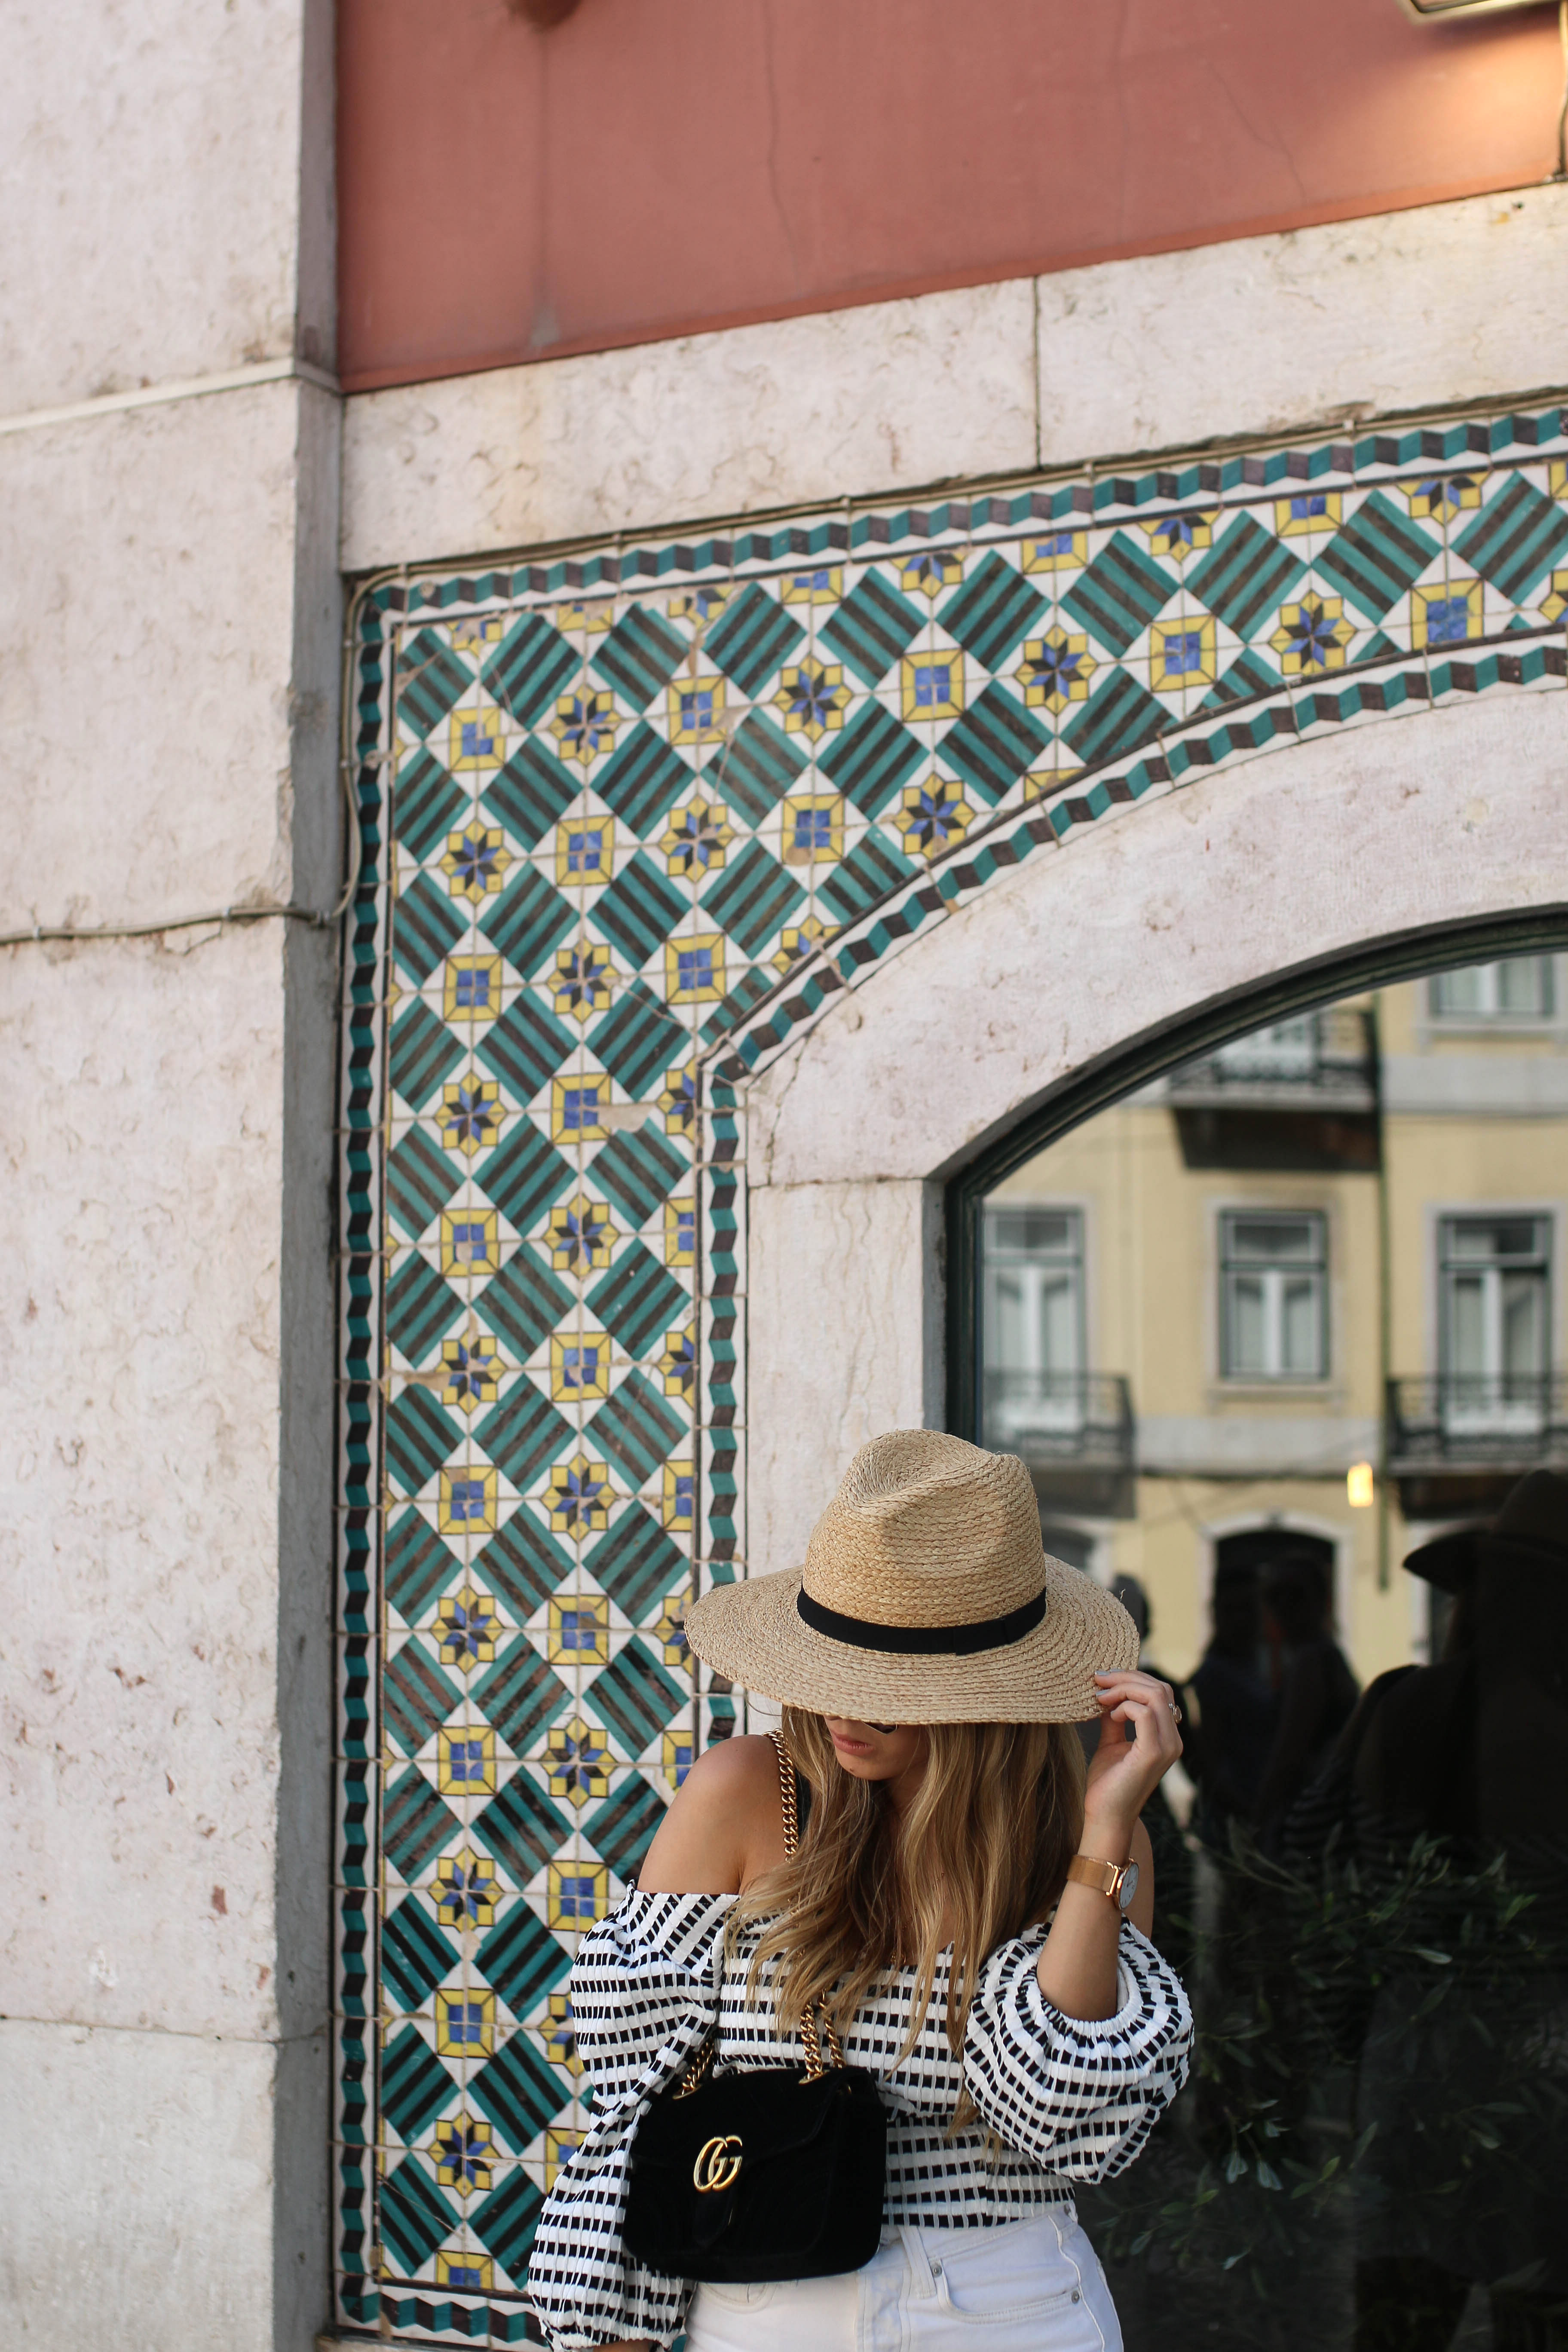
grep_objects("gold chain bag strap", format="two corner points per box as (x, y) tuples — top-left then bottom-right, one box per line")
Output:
(621, 1729), (887, 2283)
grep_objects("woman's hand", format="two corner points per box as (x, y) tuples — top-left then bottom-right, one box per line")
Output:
(1081, 1669), (1184, 1858)
(1036, 1675), (1181, 2020)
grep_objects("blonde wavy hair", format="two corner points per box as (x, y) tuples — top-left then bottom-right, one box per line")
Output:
(731, 1707), (1086, 2094)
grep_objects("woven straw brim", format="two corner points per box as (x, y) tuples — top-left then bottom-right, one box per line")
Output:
(685, 1554), (1139, 1724)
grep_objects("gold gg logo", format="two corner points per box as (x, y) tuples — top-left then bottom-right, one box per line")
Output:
(692, 2134), (743, 2193)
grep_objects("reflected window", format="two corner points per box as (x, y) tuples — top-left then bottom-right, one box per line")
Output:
(1439, 1213), (1551, 1419)
(1219, 1210), (1327, 1380)
(1429, 956), (1555, 1022)
(1212, 1016), (1316, 1078)
(982, 1207), (1084, 1439)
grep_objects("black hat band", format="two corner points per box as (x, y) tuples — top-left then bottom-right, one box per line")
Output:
(796, 1585), (1048, 1656)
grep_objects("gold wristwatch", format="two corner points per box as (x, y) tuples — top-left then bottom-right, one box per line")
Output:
(1066, 1852), (1140, 1913)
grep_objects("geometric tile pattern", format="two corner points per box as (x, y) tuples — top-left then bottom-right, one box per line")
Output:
(337, 401), (1568, 2341)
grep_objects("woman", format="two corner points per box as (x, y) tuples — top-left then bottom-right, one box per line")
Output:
(528, 1430), (1192, 2349)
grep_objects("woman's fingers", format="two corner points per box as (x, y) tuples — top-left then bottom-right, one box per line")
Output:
(1092, 1688), (1183, 1775)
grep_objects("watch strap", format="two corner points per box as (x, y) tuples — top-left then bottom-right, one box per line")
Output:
(1066, 1853), (1127, 1902)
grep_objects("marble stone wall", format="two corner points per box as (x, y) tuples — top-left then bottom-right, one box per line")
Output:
(0, 4), (340, 2348)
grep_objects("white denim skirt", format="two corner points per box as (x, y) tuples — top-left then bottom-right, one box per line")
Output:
(684, 2206), (1121, 2351)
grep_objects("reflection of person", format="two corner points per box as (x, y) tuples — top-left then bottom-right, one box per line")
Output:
(1253, 1555), (1358, 1848)
(527, 1432), (1192, 2352)
(1285, 1472), (1568, 2352)
(1184, 1568), (1277, 1847)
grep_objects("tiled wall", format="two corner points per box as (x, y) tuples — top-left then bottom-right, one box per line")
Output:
(337, 404), (1568, 2342)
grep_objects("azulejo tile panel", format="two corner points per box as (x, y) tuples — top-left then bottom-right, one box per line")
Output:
(336, 404), (1568, 2342)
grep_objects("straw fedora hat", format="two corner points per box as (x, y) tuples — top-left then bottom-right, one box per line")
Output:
(684, 1429), (1139, 1723)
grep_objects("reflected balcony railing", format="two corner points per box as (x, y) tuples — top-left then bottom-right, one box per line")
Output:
(1166, 1006), (1378, 1112)
(1386, 1373), (1568, 1469)
(981, 1372), (1135, 1468)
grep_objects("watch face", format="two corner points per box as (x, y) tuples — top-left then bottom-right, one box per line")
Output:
(1117, 1860), (1141, 1914)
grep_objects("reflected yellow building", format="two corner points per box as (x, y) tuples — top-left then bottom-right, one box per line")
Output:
(981, 957), (1568, 1685)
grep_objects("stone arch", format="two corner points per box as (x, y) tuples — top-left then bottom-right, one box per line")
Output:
(742, 686), (1568, 1580)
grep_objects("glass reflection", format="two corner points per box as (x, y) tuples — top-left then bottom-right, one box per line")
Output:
(974, 953), (1568, 2352)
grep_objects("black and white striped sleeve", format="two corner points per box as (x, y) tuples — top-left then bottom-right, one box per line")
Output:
(527, 1888), (733, 2352)
(961, 1922), (1192, 2182)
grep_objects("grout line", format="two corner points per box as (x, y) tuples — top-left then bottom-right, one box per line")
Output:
(0, 354), (341, 440)
(1032, 275), (1043, 471)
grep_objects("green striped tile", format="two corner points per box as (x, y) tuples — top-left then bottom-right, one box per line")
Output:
(1188, 515), (1305, 640)
(819, 700), (924, 818)
(586, 1370), (687, 1488)
(589, 979), (686, 1096)
(385, 1387), (462, 1496)
(1456, 473), (1568, 604)
(1062, 666), (1168, 768)
(477, 865), (576, 977)
(476, 1121), (573, 1234)
(481, 612), (579, 726)
(589, 1122), (687, 1227)
(941, 682), (1051, 804)
(380, 2027), (458, 2143)
(592, 606), (686, 710)
(1063, 533), (1176, 655)
(474, 1769), (570, 1884)
(471, 2034), (570, 2153)
(477, 1903), (570, 2020)
(392, 874), (466, 986)
(394, 749), (467, 862)
(701, 840), (804, 956)
(477, 990), (575, 1103)
(473, 1245), (573, 1362)
(473, 1509), (575, 1620)
(380, 2155), (459, 2272)
(817, 824), (916, 927)
(474, 1376), (571, 1491)
(820, 570), (923, 684)
(483, 739), (579, 853)
(1317, 490), (1439, 620)
(938, 551), (1046, 672)
(588, 850), (686, 967)
(384, 1638), (462, 1756)
(386, 1254), (466, 1363)
(594, 722), (693, 836)
(588, 1773), (666, 1881)
(398, 629), (474, 738)
(587, 1637), (687, 1757)
(587, 1242), (685, 1358)
(584, 1505), (687, 1621)
(706, 711), (805, 826)
(386, 1511), (463, 1624)
(386, 1126), (460, 1240)
(472, 2168), (545, 2286)
(472, 1644), (568, 1755)
(704, 583), (804, 695)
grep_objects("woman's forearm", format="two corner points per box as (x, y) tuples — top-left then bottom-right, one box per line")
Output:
(1034, 1873), (1125, 2019)
(1035, 1810), (1152, 2019)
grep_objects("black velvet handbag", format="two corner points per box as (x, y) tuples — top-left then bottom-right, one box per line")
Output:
(621, 1732), (888, 2284)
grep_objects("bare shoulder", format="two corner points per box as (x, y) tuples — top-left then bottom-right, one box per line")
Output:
(637, 1736), (783, 1895)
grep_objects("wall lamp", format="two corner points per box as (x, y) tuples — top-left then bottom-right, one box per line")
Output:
(1398, 0), (1568, 183)
(1399, 0), (1548, 16)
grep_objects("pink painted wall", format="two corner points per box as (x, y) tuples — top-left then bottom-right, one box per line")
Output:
(338, 0), (1565, 391)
